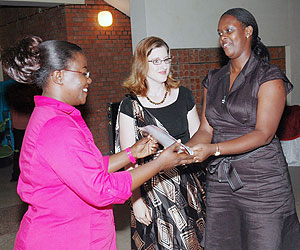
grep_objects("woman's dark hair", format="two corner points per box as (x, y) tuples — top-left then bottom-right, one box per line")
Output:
(221, 8), (270, 62)
(1, 36), (82, 88)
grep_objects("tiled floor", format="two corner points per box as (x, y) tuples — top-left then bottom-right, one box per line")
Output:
(0, 162), (299, 250)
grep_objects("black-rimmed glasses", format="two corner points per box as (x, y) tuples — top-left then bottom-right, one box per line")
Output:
(63, 69), (90, 79)
(148, 57), (172, 65)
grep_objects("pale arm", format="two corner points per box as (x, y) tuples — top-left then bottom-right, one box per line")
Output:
(187, 105), (200, 137)
(118, 112), (152, 225)
(186, 88), (214, 147)
(108, 112), (136, 173)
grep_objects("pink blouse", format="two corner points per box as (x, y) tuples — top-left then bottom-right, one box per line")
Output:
(15, 96), (132, 250)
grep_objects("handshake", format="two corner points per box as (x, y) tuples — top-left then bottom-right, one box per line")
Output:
(130, 125), (198, 171)
(139, 125), (194, 155)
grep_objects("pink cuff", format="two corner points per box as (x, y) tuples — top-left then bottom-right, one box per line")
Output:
(125, 147), (136, 164)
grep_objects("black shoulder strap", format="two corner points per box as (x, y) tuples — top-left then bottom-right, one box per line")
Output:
(126, 93), (157, 121)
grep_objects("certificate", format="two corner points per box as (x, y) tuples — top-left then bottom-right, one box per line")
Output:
(139, 125), (194, 155)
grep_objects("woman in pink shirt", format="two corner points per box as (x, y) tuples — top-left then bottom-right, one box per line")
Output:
(1, 36), (194, 250)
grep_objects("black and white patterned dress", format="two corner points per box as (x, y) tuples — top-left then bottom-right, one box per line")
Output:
(115, 86), (206, 250)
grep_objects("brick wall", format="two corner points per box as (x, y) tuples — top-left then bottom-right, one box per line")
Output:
(63, 2), (132, 153)
(0, 1), (132, 154)
(0, 6), (67, 45)
(0, 5), (286, 154)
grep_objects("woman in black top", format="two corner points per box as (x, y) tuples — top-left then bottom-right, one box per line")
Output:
(116, 36), (206, 249)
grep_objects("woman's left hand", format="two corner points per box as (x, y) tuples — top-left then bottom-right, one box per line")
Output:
(130, 135), (158, 159)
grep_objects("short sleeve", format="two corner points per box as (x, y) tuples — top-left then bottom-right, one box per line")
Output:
(119, 97), (134, 118)
(202, 69), (218, 89)
(179, 86), (195, 111)
(259, 64), (293, 95)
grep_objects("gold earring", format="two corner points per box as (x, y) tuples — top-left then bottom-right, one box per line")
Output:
(58, 76), (63, 83)
(246, 34), (250, 38)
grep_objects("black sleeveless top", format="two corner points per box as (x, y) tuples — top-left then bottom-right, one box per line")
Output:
(120, 86), (195, 143)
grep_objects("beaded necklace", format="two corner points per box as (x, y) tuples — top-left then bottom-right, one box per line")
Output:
(146, 90), (168, 105)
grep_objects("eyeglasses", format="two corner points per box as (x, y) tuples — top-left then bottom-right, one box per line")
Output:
(63, 69), (90, 79)
(148, 57), (172, 65)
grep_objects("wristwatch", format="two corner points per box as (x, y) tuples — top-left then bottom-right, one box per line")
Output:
(214, 143), (221, 156)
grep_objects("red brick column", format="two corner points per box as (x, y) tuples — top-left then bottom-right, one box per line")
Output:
(0, 2), (133, 154)
(64, 2), (132, 152)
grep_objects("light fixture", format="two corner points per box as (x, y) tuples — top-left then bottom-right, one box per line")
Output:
(98, 11), (113, 27)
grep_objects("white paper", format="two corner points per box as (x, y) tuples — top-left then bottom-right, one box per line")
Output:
(139, 125), (194, 155)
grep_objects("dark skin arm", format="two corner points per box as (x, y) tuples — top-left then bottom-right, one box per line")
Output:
(108, 136), (157, 173)
(188, 79), (286, 162)
(129, 143), (195, 191)
(108, 137), (195, 191)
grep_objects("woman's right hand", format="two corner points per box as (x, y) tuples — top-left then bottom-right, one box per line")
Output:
(129, 142), (195, 191)
(156, 142), (195, 171)
(130, 135), (158, 159)
(191, 143), (215, 162)
(132, 197), (152, 226)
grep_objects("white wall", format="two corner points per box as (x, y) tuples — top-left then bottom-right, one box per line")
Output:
(130, 0), (299, 105)
(287, 0), (300, 105)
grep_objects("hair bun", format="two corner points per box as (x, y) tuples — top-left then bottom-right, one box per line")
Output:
(1, 36), (43, 84)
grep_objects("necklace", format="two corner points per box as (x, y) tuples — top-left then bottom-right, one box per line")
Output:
(146, 90), (168, 105)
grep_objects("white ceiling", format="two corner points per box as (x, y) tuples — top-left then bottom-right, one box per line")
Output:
(0, 0), (84, 7)
(0, 0), (130, 16)
(104, 0), (129, 16)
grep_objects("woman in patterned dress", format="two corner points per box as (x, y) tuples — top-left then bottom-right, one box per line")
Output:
(116, 36), (206, 250)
